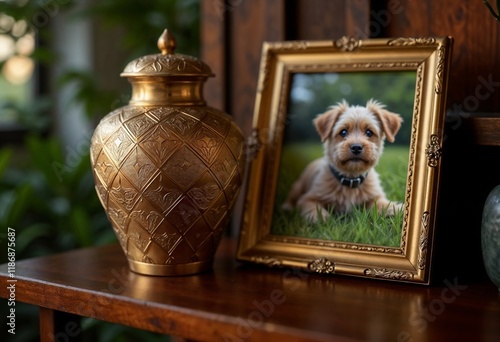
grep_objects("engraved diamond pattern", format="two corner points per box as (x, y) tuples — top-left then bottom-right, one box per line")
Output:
(146, 107), (177, 121)
(189, 125), (223, 164)
(166, 196), (201, 231)
(93, 150), (119, 187)
(95, 110), (122, 143)
(129, 198), (164, 235)
(211, 145), (238, 187)
(103, 128), (135, 166)
(204, 193), (229, 230)
(109, 176), (140, 211)
(120, 146), (158, 191)
(120, 105), (149, 121)
(183, 218), (213, 252)
(90, 105), (245, 273)
(143, 174), (183, 214)
(162, 146), (206, 189)
(181, 107), (206, 120)
(163, 110), (199, 136)
(123, 113), (158, 139)
(139, 126), (182, 165)
(203, 113), (230, 138)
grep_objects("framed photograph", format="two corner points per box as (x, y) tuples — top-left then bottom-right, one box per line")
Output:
(237, 36), (453, 284)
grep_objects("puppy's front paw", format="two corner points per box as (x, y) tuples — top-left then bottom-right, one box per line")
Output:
(304, 207), (330, 223)
(385, 202), (403, 217)
(281, 201), (293, 211)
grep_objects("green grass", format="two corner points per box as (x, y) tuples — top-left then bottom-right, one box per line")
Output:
(271, 143), (408, 247)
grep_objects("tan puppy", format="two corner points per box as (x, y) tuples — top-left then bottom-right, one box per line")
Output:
(282, 99), (403, 223)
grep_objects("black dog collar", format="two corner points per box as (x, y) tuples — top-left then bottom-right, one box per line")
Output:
(329, 164), (368, 189)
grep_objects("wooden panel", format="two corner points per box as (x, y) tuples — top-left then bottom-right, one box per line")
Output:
(39, 308), (81, 342)
(200, 0), (227, 110)
(292, 0), (370, 40)
(386, 0), (500, 112)
(294, 0), (347, 40)
(346, 0), (371, 38)
(226, 0), (286, 236)
(229, 0), (286, 136)
(468, 116), (500, 146)
(39, 307), (56, 342)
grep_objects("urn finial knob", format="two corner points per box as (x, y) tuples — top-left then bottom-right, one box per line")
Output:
(157, 29), (176, 55)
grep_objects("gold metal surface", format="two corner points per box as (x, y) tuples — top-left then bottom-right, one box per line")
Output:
(237, 36), (453, 284)
(121, 29), (213, 78)
(90, 30), (245, 276)
(157, 29), (176, 55)
(128, 258), (213, 276)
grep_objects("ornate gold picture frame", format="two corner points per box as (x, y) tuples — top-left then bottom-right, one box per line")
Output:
(237, 36), (453, 284)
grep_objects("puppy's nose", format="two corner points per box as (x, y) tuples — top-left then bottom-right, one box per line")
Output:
(350, 144), (363, 155)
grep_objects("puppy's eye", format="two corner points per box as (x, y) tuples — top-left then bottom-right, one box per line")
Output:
(365, 129), (374, 137)
(339, 129), (348, 138)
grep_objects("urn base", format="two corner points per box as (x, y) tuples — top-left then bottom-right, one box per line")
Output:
(128, 258), (213, 276)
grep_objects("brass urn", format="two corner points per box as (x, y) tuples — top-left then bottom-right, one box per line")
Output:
(90, 30), (245, 276)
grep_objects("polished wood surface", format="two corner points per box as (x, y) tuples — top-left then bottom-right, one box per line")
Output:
(468, 116), (500, 146)
(1, 239), (499, 341)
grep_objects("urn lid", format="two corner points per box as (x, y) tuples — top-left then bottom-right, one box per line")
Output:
(120, 29), (214, 78)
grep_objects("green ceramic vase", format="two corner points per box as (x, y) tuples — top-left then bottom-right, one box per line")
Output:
(481, 185), (500, 291)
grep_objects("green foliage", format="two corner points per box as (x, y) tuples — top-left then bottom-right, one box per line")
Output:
(81, 0), (200, 57)
(1, 97), (52, 132)
(0, 135), (114, 263)
(57, 0), (201, 120)
(0, 137), (113, 342)
(79, 319), (171, 342)
(56, 0), (201, 120)
(57, 70), (120, 119)
(0, 148), (12, 179)
(0, 0), (64, 132)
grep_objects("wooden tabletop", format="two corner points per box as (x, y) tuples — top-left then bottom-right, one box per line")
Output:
(467, 115), (500, 146)
(1, 238), (499, 342)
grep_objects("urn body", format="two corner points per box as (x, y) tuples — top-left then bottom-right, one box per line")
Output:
(89, 30), (245, 276)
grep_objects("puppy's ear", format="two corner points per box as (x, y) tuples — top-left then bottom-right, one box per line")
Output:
(313, 101), (348, 142)
(367, 99), (403, 143)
